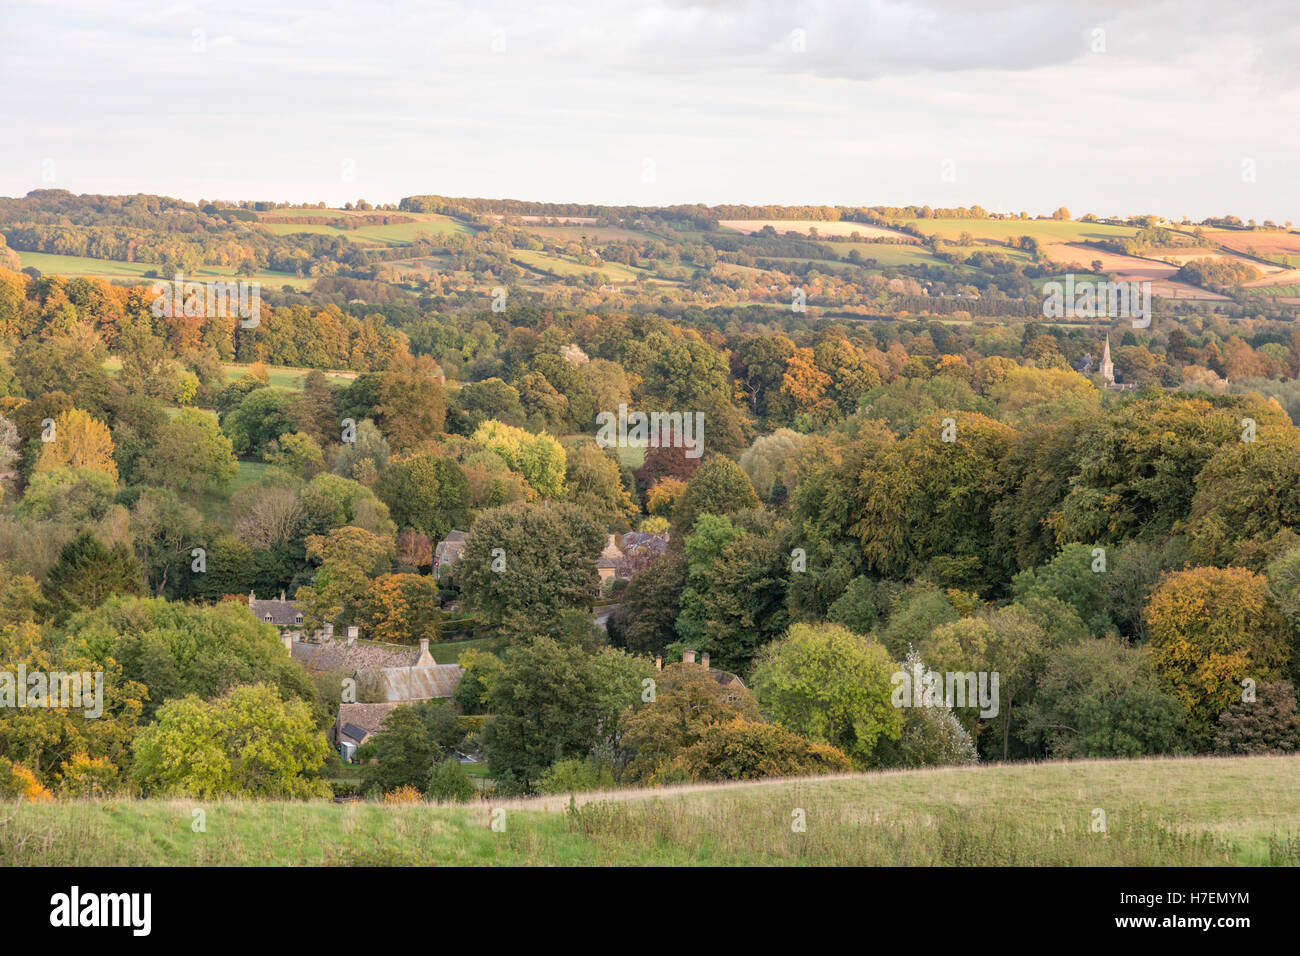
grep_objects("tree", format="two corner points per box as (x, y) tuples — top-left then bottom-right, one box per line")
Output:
(361, 701), (464, 795)
(376, 352), (446, 452)
(457, 501), (604, 634)
(1212, 682), (1300, 755)
(1183, 427), (1300, 568)
(373, 450), (470, 540)
(874, 649), (979, 768)
(221, 387), (295, 457)
(921, 603), (1051, 759)
(471, 420), (566, 499)
(296, 526), (395, 628)
(482, 636), (601, 791)
(454, 648), (505, 715)
(750, 622), (902, 767)
(1022, 637), (1191, 758)
(668, 719), (851, 782)
(675, 516), (788, 673)
(264, 431), (325, 478)
(1144, 566), (1292, 737)
(355, 573), (442, 644)
(564, 442), (637, 526)
(862, 412), (1015, 592)
(610, 550), (686, 656)
(139, 408), (238, 494)
(621, 661), (761, 783)
(35, 407), (118, 482)
(1011, 543), (1115, 637)
(332, 417), (391, 483)
(43, 531), (145, 621)
(65, 595), (318, 721)
(672, 454), (760, 536)
(428, 757), (477, 803)
(131, 684), (330, 798)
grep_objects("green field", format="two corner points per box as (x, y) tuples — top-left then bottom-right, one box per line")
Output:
(16, 251), (313, 289)
(511, 249), (646, 283)
(2, 756), (1295, 866)
(896, 218), (1139, 244)
(103, 357), (356, 391)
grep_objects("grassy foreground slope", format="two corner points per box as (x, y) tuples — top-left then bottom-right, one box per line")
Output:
(2, 756), (1297, 866)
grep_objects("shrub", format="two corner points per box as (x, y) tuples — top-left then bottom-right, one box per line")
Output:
(536, 756), (618, 795)
(383, 785), (423, 804)
(427, 758), (477, 804)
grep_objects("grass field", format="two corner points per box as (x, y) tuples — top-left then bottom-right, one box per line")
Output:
(16, 251), (313, 289)
(511, 249), (646, 283)
(2, 756), (1295, 866)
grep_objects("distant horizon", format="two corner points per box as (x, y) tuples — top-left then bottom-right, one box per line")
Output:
(2, 186), (1291, 226)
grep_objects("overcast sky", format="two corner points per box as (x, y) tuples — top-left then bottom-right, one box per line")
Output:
(2, 0), (1298, 221)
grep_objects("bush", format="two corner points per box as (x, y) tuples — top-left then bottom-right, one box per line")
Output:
(383, 785), (423, 804)
(427, 758), (477, 803)
(536, 756), (618, 795)
(666, 719), (851, 782)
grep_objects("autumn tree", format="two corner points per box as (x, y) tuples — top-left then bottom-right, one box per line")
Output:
(1144, 566), (1292, 737)
(36, 407), (118, 482)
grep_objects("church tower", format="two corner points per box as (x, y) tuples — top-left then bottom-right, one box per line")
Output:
(1100, 334), (1115, 386)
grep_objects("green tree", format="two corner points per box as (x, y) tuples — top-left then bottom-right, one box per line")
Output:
(751, 622), (902, 767)
(131, 684), (330, 798)
(673, 455), (760, 536)
(483, 636), (601, 791)
(457, 501), (604, 634)
(43, 531), (145, 621)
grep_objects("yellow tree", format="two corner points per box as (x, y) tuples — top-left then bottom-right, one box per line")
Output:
(36, 408), (118, 482)
(1144, 566), (1291, 737)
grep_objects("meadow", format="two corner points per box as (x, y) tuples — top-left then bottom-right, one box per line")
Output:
(2, 755), (1295, 866)
(16, 251), (313, 289)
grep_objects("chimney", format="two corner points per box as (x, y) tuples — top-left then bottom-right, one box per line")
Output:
(701, 652), (710, 669)
(683, 648), (696, 665)
(279, 590), (286, 602)
(416, 638), (433, 666)
(282, 633), (293, 655)
(346, 626), (357, 646)
(607, 533), (617, 549)
(655, 655), (662, 671)
(248, 590), (255, 610)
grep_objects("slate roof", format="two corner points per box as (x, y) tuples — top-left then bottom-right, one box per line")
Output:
(340, 722), (371, 745)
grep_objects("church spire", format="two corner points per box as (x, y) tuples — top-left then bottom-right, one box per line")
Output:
(1100, 334), (1115, 386)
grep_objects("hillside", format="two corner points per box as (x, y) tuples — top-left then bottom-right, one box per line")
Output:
(3, 756), (1296, 866)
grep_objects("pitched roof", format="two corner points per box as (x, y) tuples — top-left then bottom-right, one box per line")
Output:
(340, 723), (371, 745)
(291, 638), (421, 674)
(370, 663), (465, 701)
(249, 595), (303, 627)
(336, 702), (407, 744)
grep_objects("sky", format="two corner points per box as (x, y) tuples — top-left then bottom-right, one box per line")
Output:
(2, 0), (1299, 221)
